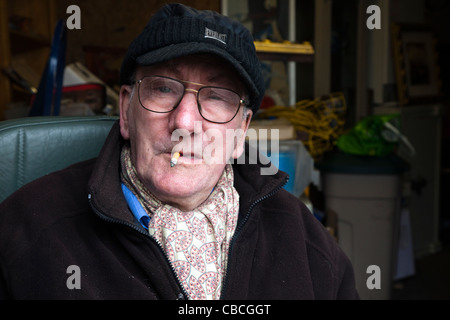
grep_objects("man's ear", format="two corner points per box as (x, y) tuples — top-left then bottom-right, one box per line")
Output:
(232, 109), (253, 159)
(119, 85), (133, 140)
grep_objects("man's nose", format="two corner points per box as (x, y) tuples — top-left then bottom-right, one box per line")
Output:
(169, 90), (203, 133)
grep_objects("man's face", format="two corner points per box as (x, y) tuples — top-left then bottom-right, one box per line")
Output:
(119, 54), (253, 211)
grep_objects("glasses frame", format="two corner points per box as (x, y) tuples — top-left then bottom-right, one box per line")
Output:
(131, 75), (249, 124)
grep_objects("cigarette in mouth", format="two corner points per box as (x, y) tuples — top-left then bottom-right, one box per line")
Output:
(170, 152), (180, 167)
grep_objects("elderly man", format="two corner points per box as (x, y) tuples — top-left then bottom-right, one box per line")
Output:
(0, 4), (358, 300)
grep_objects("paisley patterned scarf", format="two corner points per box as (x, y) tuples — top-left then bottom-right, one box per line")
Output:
(120, 144), (239, 300)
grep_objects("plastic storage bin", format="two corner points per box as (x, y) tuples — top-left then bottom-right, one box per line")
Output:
(316, 151), (408, 300)
(259, 140), (319, 197)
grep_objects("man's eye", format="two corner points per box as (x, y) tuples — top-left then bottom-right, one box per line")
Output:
(157, 86), (172, 93)
(207, 93), (225, 101)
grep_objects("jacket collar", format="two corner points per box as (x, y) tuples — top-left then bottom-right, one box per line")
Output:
(87, 121), (132, 225)
(232, 143), (288, 215)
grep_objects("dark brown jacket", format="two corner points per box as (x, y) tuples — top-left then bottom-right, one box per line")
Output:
(0, 122), (358, 299)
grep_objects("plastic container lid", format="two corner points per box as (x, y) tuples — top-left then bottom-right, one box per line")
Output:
(315, 151), (410, 175)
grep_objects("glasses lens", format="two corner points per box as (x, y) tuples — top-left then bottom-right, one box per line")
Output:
(198, 87), (241, 123)
(138, 76), (184, 112)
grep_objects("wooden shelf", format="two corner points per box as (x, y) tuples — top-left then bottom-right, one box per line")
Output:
(254, 40), (314, 63)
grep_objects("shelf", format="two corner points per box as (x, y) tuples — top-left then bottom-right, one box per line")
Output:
(254, 40), (314, 63)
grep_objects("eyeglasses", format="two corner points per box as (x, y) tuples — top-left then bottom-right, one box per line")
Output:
(132, 75), (248, 124)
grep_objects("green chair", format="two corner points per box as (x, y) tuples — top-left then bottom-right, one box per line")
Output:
(0, 116), (117, 203)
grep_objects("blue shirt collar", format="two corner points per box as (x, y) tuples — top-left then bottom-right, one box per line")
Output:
(121, 183), (150, 230)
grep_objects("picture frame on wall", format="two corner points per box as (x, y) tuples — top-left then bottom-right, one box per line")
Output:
(391, 23), (442, 106)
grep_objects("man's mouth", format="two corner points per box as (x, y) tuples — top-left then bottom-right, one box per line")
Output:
(168, 150), (203, 167)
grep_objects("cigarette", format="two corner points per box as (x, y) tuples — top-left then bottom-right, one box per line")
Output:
(170, 152), (180, 167)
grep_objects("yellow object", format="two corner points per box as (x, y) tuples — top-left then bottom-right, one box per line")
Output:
(258, 92), (346, 160)
(254, 40), (314, 55)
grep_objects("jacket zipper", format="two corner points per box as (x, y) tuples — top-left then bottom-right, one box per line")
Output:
(219, 175), (289, 299)
(87, 194), (190, 300)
